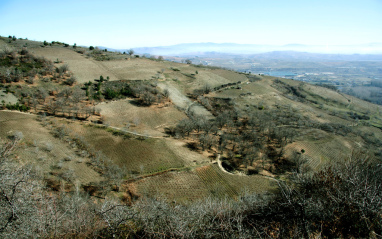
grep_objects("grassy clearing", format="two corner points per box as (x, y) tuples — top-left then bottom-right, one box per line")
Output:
(98, 58), (173, 80)
(208, 79), (274, 99)
(95, 99), (187, 136)
(210, 69), (249, 82)
(209, 88), (243, 99)
(241, 81), (273, 95)
(98, 59), (247, 95)
(303, 84), (350, 105)
(31, 47), (119, 83)
(0, 90), (19, 105)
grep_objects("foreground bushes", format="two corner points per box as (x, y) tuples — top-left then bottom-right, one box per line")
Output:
(1, 136), (381, 238)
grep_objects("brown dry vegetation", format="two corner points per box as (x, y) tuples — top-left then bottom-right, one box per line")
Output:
(1, 37), (382, 238)
(64, 122), (185, 174)
(2, 37), (381, 193)
(134, 171), (211, 203)
(31, 47), (120, 83)
(195, 164), (275, 198)
(0, 111), (103, 185)
(95, 98), (187, 136)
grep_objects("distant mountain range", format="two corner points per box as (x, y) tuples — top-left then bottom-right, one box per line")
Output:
(124, 42), (382, 56)
(247, 51), (382, 61)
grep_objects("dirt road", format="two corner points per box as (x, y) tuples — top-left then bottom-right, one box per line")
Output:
(157, 82), (213, 119)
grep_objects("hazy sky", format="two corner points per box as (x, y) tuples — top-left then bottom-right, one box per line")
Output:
(0, 0), (381, 48)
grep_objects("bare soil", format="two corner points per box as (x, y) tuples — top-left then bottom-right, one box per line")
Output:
(157, 82), (214, 118)
(0, 90), (18, 105)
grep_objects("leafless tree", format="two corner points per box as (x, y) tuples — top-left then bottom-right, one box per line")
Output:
(128, 49), (134, 56)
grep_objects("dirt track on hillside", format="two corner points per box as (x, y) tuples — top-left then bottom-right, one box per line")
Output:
(157, 82), (213, 119)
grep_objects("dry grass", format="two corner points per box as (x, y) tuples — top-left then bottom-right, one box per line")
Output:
(209, 69), (248, 82)
(65, 124), (185, 174)
(97, 58), (167, 80)
(163, 138), (210, 166)
(195, 164), (274, 199)
(285, 133), (357, 170)
(157, 82), (214, 118)
(96, 99), (187, 136)
(0, 111), (102, 184)
(134, 163), (274, 202)
(303, 84), (350, 105)
(31, 47), (120, 83)
(0, 90), (19, 105)
(0, 38), (10, 49)
(3, 39), (382, 205)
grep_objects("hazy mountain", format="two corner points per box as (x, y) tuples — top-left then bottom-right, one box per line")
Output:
(127, 42), (382, 56)
(248, 51), (382, 61)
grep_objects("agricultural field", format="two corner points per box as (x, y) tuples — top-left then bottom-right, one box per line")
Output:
(285, 134), (357, 170)
(195, 164), (274, 198)
(134, 171), (211, 203)
(63, 122), (186, 175)
(134, 163), (274, 203)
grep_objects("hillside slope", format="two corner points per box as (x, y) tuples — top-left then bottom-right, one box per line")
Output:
(1, 37), (381, 203)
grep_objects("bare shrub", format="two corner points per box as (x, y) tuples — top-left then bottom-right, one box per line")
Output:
(45, 142), (53, 152)
(65, 76), (77, 86)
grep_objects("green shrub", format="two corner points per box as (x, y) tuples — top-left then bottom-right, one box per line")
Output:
(104, 88), (120, 99)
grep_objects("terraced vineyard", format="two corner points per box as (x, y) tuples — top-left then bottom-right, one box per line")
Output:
(132, 163), (274, 202)
(196, 164), (239, 198)
(134, 171), (211, 202)
(288, 137), (353, 170)
(195, 164), (274, 199)
(63, 122), (185, 175)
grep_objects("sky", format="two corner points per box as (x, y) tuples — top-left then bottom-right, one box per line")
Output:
(0, 0), (381, 49)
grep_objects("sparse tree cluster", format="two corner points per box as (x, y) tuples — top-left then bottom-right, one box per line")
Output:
(0, 49), (102, 120)
(98, 80), (169, 106)
(171, 106), (308, 174)
(0, 48), (54, 83)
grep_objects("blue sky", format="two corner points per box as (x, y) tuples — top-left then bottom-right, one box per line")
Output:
(0, 0), (381, 48)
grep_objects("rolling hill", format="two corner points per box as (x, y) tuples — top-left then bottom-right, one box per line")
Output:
(1, 36), (381, 200)
(1, 36), (382, 238)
